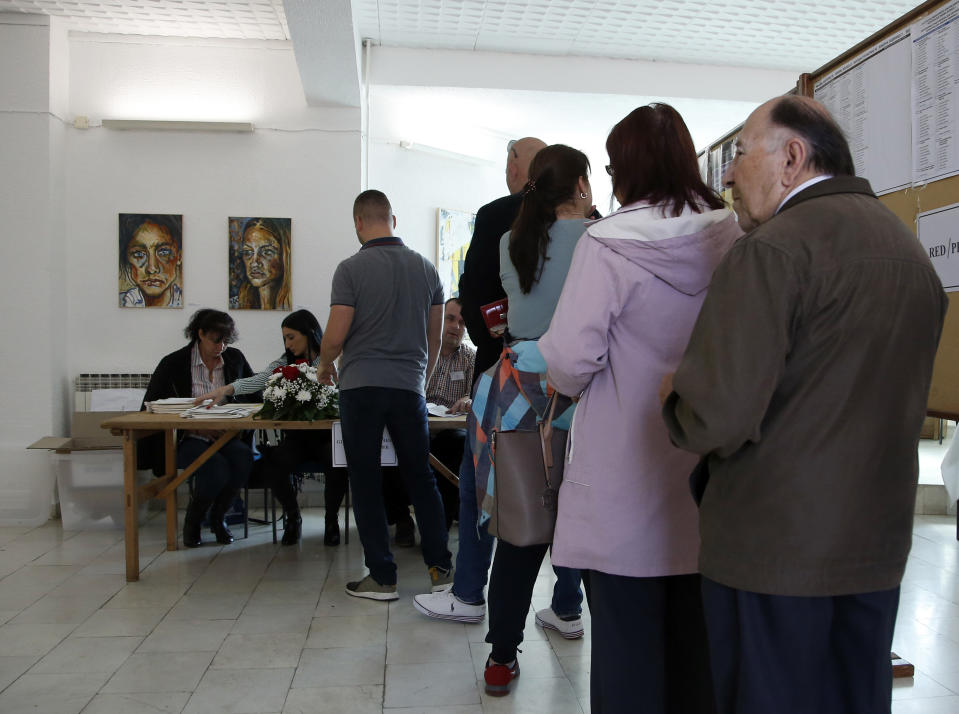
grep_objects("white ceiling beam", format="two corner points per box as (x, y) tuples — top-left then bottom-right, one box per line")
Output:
(368, 47), (799, 104)
(283, 0), (361, 107)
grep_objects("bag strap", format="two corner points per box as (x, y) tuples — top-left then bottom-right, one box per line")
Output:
(539, 393), (559, 481)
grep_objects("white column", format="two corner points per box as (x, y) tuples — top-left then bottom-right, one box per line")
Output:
(0, 13), (68, 524)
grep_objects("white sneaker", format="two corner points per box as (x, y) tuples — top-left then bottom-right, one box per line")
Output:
(535, 607), (584, 639)
(413, 589), (486, 623)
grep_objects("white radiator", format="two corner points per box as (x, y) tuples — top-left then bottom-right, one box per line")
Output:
(74, 373), (151, 411)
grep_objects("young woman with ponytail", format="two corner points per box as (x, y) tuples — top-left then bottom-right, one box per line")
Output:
(472, 144), (594, 695)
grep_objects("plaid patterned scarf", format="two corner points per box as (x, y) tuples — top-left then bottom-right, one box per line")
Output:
(467, 340), (574, 525)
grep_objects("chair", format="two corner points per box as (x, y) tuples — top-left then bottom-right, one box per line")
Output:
(244, 465), (349, 544)
(288, 464), (351, 545)
(243, 471), (279, 542)
(244, 430), (350, 544)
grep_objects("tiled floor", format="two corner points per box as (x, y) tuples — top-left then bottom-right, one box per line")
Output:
(0, 511), (956, 713)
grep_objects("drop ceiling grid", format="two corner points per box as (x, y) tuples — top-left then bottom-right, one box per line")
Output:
(0, 0), (290, 39)
(354, 0), (926, 69)
(0, 0), (930, 69)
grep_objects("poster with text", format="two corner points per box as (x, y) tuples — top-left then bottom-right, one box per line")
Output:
(918, 201), (959, 291)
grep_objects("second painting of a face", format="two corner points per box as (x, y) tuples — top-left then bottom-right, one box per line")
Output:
(229, 217), (292, 310)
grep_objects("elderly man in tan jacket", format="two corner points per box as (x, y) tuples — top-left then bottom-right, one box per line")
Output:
(661, 96), (947, 714)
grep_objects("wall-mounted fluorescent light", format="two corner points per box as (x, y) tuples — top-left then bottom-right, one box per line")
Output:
(102, 119), (254, 133)
(396, 140), (496, 167)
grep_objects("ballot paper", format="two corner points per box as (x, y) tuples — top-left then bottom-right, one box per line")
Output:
(180, 404), (261, 419)
(146, 398), (196, 414)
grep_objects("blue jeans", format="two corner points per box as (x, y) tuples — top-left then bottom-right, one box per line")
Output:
(452, 437), (583, 615)
(339, 387), (452, 586)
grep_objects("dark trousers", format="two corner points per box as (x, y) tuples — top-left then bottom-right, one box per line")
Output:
(585, 570), (715, 714)
(430, 428), (465, 527)
(382, 467), (413, 525)
(486, 539), (583, 663)
(339, 387), (452, 585)
(177, 436), (252, 509)
(250, 431), (347, 516)
(701, 578), (900, 714)
(382, 428), (464, 528)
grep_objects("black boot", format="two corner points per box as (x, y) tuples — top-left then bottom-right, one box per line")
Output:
(208, 490), (237, 544)
(182, 497), (207, 548)
(282, 512), (302, 546)
(324, 473), (345, 547)
(324, 515), (340, 546)
(280, 491), (302, 546)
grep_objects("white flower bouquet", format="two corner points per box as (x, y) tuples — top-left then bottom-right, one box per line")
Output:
(255, 360), (339, 421)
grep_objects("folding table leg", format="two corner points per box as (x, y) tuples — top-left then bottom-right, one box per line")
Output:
(123, 434), (140, 582)
(165, 431), (178, 551)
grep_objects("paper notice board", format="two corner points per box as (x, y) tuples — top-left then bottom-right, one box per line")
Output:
(813, 29), (912, 196)
(331, 422), (398, 467)
(918, 201), (959, 291)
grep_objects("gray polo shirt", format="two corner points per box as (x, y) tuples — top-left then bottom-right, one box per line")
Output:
(331, 237), (444, 395)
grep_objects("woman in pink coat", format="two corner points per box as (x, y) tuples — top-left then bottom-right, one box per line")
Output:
(539, 104), (742, 714)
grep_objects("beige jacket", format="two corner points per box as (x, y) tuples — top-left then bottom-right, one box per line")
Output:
(663, 177), (948, 596)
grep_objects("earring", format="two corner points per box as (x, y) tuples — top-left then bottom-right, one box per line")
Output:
(579, 192), (588, 199)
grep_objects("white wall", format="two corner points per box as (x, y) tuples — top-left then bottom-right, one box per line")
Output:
(370, 47), (798, 105)
(0, 14), (67, 523)
(0, 25), (363, 526)
(367, 85), (762, 256)
(65, 35), (363, 375)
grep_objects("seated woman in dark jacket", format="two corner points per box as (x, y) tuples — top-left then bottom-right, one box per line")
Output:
(140, 309), (256, 547)
(195, 309), (348, 546)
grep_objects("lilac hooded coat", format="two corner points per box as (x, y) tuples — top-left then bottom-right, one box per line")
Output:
(540, 202), (741, 578)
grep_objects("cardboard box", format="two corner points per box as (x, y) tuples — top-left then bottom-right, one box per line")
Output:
(52, 450), (148, 529)
(28, 411), (145, 530)
(27, 411), (128, 453)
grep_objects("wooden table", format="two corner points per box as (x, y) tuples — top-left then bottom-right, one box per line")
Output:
(101, 411), (467, 582)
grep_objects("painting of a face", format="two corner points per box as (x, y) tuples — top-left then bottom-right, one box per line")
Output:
(128, 223), (180, 297)
(119, 213), (183, 308)
(228, 217), (292, 310)
(242, 227), (282, 287)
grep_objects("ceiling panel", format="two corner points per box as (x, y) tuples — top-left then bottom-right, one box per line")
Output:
(356, 0), (925, 71)
(0, 0), (927, 71)
(0, 0), (291, 40)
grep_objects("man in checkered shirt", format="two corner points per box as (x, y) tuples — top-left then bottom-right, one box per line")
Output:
(426, 297), (474, 527)
(426, 297), (475, 412)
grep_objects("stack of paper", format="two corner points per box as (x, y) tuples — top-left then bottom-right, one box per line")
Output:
(180, 404), (261, 419)
(145, 398), (196, 414)
(426, 403), (463, 418)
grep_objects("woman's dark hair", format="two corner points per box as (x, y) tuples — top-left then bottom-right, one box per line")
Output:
(509, 144), (590, 294)
(280, 309), (323, 363)
(184, 309), (237, 345)
(606, 103), (724, 217)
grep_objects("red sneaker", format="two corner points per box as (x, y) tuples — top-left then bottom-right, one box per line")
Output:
(484, 656), (520, 696)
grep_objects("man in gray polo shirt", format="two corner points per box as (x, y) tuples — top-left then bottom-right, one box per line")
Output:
(319, 189), (453, 600)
